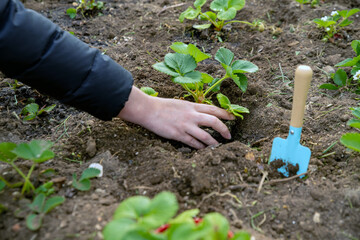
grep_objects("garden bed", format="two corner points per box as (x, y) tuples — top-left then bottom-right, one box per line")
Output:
(0, 0), (360, 239)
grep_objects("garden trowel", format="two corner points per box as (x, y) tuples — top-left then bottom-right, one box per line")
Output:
(269, 65), (313, 177)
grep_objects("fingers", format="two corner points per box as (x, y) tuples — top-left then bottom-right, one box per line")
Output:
(178, 134), (206, 149)
(194, 103), (235, 120)
(197, 114), (231, 140)
(186, 127), (219, 147)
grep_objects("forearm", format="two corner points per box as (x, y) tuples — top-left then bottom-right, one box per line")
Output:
(0, 0), (133, 120)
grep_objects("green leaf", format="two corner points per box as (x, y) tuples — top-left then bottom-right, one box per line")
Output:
(79, 168), (101, 181)
(113, 195), (151, 220)
(215, 48), (234, 66)
(35, 181), (54, 196)
(194, 0), (207, 8)
(339, 19), (352, 27)
(66, 8), (77, 19)
(319, 83), (339, 90)
(335, 56), (360, 67)
(230, 104), (249, 114)
(340, 133), (360, 152)
(43, 196), (65, 213)
(139, 191), (178, 229)
(208, 78), (222, 92)
(333, 69), (347, 86)
(232, 60), (259, 73)
(170, 42), (189, 54)
(28, 193), (46, 213)
(217, 93), (231, 108)
(21, 103), (39, 115)
(72, 176), (91, 191)
(42, 104), (56, 113)
(341, 8), (360, 18)
(235, 73), (248, 92)
(166, 222), (204, 240)
(188, 44), (211, 63)
(232, 231), (252, 240)
(0, 180), (6, 191)
(351, 40), (360, 56)
(12, 140), (54, 163)
(103, 218), (137, 240)
(229, 0), (246, 10)
(170, 209), (200, 224)
(201, 73), (214, 84)
(202, 212), (230, 239)
(173, 71), (202, 84)
(179, 7), (201, 22)
(26, 213), (43, 231)
(347, 119), (360, 129)
(193, 24), (212, 29)
(351, 107), (360, 119)
(218, 7), (237, 20)
(141, 87), (158, 97)
(210, 0), (228, 12)
(201, 11), (217, 21)
(153, 62), (180, 77)
(165, 53), (197, 75)
(0, 142), (17, 163)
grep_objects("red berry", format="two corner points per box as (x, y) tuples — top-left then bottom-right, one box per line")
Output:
(227, 231), (234, 239)
(193, 217), (203, 224)
(155, 224), (170, 233)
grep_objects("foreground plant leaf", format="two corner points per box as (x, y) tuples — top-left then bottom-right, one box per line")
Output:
(0, 142), (17, 163)
(340, 133), (360, 152)
(13, 140), (54, 163)
(26, 213), (43, 231)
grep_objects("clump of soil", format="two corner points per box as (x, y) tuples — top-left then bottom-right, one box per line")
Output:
(270, 159), (300, 177)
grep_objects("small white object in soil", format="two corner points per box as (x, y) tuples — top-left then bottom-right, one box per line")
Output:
(89, 163), (103, 177)
(313, 212), (321, 223)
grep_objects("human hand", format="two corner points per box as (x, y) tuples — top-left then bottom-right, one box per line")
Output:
(117, 87), (235, 149)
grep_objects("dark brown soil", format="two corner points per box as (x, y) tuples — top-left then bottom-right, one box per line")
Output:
(1, 0), (360, 239)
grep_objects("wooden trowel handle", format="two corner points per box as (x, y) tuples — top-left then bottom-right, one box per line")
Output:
(290, 65), (313, 128)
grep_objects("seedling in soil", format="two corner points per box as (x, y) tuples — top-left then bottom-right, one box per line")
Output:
(72, 167), (101, 191)
(141, 87), (159, 97)
(320, 40), (360, 93)
(67, 0), (104, 19)
(217, 93), (249, 119)
(313, 8), (360, 42)
(0, 140), (55, 194)
(179, 0), (246, 32)
(21, 103), (56, 121)
(295, 0), (319, 9)
(340, 107), (360, 152)
(103, 191), (251, 240)
(152, 42), (258, 117)
(26, 193), (65, 231)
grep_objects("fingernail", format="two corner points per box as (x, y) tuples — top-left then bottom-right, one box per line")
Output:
(227, 133), (232, 139)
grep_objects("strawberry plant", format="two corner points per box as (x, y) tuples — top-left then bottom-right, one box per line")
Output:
(152, 42), (258, 118)
(72, 167), (101, 191)
(295, 0), (319, 9)
(103, 191), (251, 240)
(313, 8), (360, 42)
(340, 107), (360, 152)
(21, 103), (56, 121)
(0, 140), (55, 194)
(319, 40), (360, 92)
(66, 0), (104, 19)
(179, 0), (246, 32)
(26, 193), (65, 231)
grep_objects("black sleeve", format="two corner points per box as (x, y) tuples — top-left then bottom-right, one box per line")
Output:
(0, 0), (134, 121)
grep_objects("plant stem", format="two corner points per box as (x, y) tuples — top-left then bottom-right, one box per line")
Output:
(10, 162), (35, 193)
(181, 84), (198, 102)
(199, 12), (219, 29)
(204, 76), (228, 97)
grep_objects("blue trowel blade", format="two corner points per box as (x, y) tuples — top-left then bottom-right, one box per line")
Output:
(269, 126), (311, 177)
